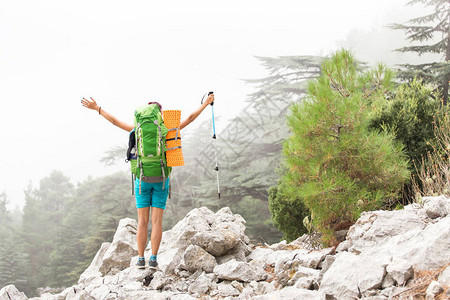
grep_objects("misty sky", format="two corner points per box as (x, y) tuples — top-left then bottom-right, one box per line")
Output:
(0, 0), (434, 209)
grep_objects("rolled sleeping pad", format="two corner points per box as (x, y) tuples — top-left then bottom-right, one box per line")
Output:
(163, 110), (184, 167)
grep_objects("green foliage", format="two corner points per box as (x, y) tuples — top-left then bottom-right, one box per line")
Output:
(281, 50), (410, 244)
(390, 0), (450, 104)
(370, 78), (441, 172)
(268, 180), (308, 242)
(413, 105), (450, 197)
(14, 170), (134, 294)
(21, 171), (74, 289)
(0, 193), (31, 295)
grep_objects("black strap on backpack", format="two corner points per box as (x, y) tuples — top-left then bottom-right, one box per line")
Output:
(126, 130), (137, 195)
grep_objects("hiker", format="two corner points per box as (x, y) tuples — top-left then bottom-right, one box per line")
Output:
(81, 95), (215, 269)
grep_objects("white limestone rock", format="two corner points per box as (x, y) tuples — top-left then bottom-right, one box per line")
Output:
(78, 242), (111, 285)
(0, 285), (28, 300)
(214, 259), (267, 282)
(183, 245), (217, 273)
(254, 286), (321, 300)
(319, 252), (388, 299)
(217, 284), (240, 297)
(346, 209), (428, 252)
(88, 285), (111, 300)
(190, 231), (239, 257)
(149, 271), (169, 290)
(426, 281), (444, 299)
(423, 195), (450, 219)
(65, 285), (94, 300)
(148, 207), (249, 274)
(188, 272), (213, 295)
(287, 266), (320, 287)
(438, 265), (450, 287)
(386, 259), (414, 286)
(170, 294), (198, 300)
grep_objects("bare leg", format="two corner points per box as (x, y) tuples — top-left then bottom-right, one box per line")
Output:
(137, 207), (150, 257)
(150, 207), (164, 256)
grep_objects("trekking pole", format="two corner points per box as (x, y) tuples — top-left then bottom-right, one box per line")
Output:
(202, 91), (221, 199)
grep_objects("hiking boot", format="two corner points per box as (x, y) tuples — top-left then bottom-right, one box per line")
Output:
(148, 259), (158, 270)
(136, 259), (145, 269)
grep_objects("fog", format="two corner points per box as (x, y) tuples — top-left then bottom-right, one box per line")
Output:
(0, 0), (432, 209)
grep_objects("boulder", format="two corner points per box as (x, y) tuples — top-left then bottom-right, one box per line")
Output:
(346, 208), (428, 252)
(438, 265), (450, 287)
(218, 240), (251, 263)
(115, 266), (154, 286)
(386, 259), (414, 286)
(320, 252), (388, 299)
(254, 286), (321, 300)
(214, 259), (267, 282)
(117, 290), (165, 300)
(0, 285), (28, 300)
(188, 272), (213, 295)
(346, 203), (450, 272)
(78, 242), (111, 285)
(98, 218), (138, 276)
(147, 207), (249, 274)
(388, 216), (450, 271)
(149, 271), (169, 290)
(423, 195), (450, 219)
(248, 281), (276, 295)
(191, 231), (239, 257)
(64, 285), (94, 300)
(274, 247), (332, 278)
(183, 245), (217, 273)
(286, 266), (320, 287)
(170, 295), (197, 300)
(426, 281), (444, 299)
(88, 285), (111, 300)
(248, 247), (299, 267)
(217, 283), (240, 297)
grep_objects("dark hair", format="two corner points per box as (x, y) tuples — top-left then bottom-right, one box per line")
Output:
(148, 101), (162, 111)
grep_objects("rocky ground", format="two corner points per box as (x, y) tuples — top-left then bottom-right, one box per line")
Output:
(1, 196), (449, 300)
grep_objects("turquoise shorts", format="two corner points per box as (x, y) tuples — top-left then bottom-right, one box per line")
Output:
(134, 178), (169, 209)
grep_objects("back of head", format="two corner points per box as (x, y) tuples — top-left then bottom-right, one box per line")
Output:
(148, 101), (162, 111)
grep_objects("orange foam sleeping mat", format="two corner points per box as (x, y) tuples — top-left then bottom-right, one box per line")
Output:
(163, 110), (184, 167)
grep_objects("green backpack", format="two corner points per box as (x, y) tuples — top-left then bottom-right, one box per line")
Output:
(128, 104), (172, 194)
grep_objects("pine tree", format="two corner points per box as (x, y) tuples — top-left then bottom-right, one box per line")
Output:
(280, 50), (410, 244)
(0, 193), (30, 296)
(390, 0), (450, 104)
(20, 171), (74, 289)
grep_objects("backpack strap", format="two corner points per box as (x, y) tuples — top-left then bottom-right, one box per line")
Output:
(139, 161), (143, 195)
(160, 159), (166, 189)
(131, 173), (135, 196)
(154, 119), (162, 155)
(168, 127), (180, 141)
(169, 174), (171, 199)
(167, 146), (182, 151)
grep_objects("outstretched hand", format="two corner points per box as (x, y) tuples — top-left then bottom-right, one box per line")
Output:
(81, 97), (99, 112)
(205, 94), (215, 105)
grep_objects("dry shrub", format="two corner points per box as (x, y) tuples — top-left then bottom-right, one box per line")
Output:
(392, 265), (449, 300)
(413, 109), (450, 199)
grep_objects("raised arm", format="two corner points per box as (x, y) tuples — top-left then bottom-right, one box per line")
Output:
(180, 94), (215, 130)
(81, 97), (134, 132)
